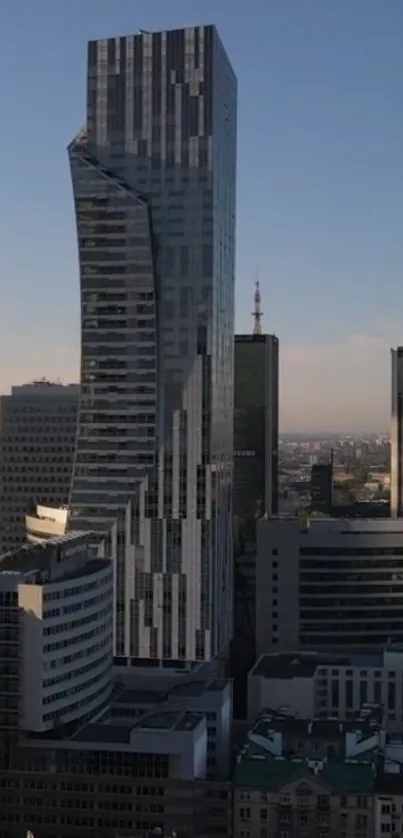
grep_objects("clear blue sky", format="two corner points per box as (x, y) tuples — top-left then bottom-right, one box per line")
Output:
(0, 0), (402, 431)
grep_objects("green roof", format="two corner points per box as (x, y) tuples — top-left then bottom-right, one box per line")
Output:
(235, 756), (311, 790)
(234, 745), (375, 793)
(321, 761), (374, 793)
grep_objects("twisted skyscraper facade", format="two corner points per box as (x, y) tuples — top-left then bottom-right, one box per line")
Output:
(69, 26), (237, 660)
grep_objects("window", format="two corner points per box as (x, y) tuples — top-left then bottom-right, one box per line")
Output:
(331, 679), (339, 707)
(279, 794), (291, 805)
(240, 807), (251, 820)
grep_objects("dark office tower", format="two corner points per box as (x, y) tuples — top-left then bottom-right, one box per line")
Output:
(391, 348), (403, 517)
(234, 330), (279, 531)
(68, 27), (237, 660)
(310, 455), (333, 515)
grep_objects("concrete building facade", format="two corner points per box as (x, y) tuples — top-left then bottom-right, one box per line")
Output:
(0, 540), (232, 837)
(0, 532), (113, 734)
(391, 347), (403, 517)
(256, 517), (403, 656)
(233, 708), (379, 838)
(68, 25), (237, 661)
(248, 650), (403, 732)
(0, 381), (78, 552)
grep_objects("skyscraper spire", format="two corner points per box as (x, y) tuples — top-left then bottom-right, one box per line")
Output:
(252, 280), (263, 335)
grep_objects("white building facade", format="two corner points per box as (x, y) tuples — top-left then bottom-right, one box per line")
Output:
(248, 650), (403, 732)
(0, 532), (113, 733)
(25, 504), (68, 543)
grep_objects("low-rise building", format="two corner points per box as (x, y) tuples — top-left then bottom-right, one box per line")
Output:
(233, 708), (379, 838)
(248, 649), (403, 731)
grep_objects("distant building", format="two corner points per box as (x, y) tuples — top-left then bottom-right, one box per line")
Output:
(256, 517), (403, 656)
(311, 456), (333, 514)
(232, 303), (279, 717)
(248, 649), (403, 731)
(331, 501), (390, 518)
(0, 381), (78, 552)
(234, 328), (279, 530)
(391, 347), (403, 517)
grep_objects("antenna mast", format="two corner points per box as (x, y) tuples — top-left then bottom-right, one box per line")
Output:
(252, 281), (263, 335)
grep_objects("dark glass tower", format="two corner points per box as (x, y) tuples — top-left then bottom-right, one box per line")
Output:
(68, 27), (237, 660)
(234, 333), (279, 529)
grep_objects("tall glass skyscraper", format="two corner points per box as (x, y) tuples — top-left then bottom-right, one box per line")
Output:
(68, 27), (237, 660)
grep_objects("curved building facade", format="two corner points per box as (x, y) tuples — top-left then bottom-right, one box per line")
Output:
(0, 532), (113, 733)
(26, 504), (68, 544)
(69, 27), (237, 662)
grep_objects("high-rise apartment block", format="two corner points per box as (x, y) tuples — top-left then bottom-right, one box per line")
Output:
(234, 332), (279, 527)
(391, 347), (403, 517)
(68, 26), (237, 661)
(0, 381), (78, 552)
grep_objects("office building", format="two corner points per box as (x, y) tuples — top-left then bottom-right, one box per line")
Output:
(0, 533), (113, 737)
(0, 535), (232, 837)
(256, 517), (403, 656)
(234, 293), (279, 530)
(231, 299), (279, 714)
(68, 26), (237, 660)
(248, 649), (403, 731)
(311, 456), (333, 515)
(391, 347), (403, 517)
(0, 381), (78, 553)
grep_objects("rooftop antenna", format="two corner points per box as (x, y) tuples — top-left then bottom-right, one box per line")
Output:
(252, 276), (263, 336)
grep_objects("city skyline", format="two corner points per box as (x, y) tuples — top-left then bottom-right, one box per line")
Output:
(0, 0), (402, 433)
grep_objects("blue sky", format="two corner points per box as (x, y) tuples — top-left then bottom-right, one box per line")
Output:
(0, 0), (402, 431)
